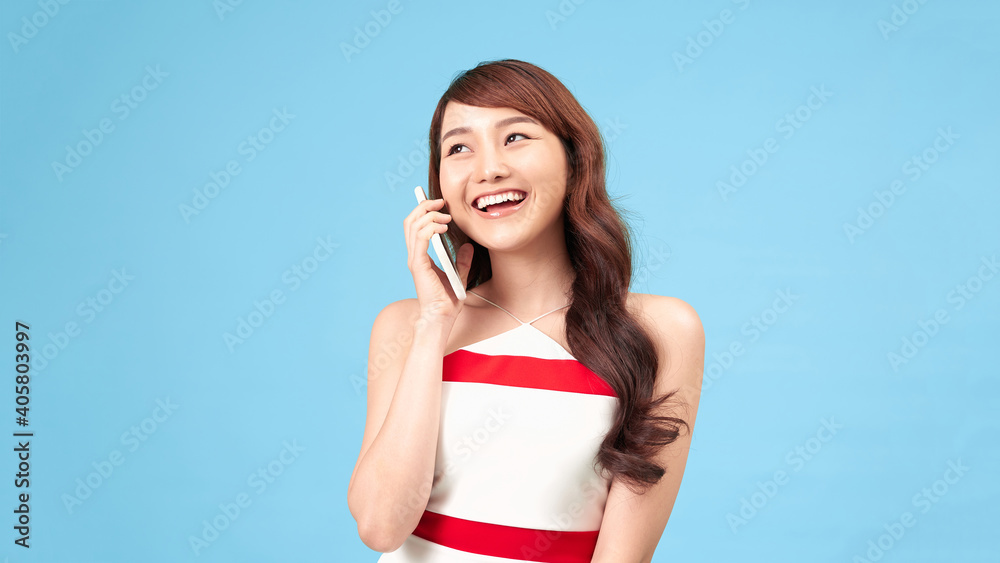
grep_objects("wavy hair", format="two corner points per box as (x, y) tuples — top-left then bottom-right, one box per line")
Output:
(426, 59), (688, 494)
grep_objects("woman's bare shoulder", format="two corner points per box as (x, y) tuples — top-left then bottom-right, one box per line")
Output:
(377, 297), (419, 316)
(371, 298), (422, 336)
(628, 291), (699, 319)
(627, 292), (705, 398)
(626, 292), (704, 348)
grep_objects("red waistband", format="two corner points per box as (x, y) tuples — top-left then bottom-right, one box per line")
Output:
(412, 509), (599, 562)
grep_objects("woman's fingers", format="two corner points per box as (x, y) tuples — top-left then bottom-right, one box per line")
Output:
(416, 222), (449, 269)
(403, 197), (445, 233)
(405, 200), (447, 243)
(408, 216), (451, 271)
(403, 195), (466, 319)
(405, 199), (449, 268)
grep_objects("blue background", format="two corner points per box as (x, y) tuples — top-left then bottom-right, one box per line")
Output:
(1, 0), (998, 561)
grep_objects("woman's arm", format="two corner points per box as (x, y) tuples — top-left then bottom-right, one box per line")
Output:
(347, 298), (453, 552)
(591, 294), (705, 562)
(349, 193), (472, 552)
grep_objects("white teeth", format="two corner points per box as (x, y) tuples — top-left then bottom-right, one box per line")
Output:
(476, 191), (525, 210)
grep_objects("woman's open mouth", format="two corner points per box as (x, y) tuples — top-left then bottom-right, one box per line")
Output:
(471, 190), (528, 219)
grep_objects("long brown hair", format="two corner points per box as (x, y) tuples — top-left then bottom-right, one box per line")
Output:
(426, 59), (688, 494)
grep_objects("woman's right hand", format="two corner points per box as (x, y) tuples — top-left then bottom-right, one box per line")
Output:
(404, 196), (474, 325)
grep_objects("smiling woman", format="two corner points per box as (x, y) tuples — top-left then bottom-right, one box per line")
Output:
(347, 59), (705, 563)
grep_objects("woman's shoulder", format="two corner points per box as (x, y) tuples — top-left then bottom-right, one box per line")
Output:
(378, 297), (419, 316)
(627, 292), (704, 360)
(627, 292), (705, 399)
(372, 298), (421, 332)
(627, 292), (701, 329)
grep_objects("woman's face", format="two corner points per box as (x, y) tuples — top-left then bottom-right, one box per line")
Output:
(438, 102), (569, 252)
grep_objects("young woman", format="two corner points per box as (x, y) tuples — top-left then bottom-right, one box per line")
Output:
(348, 59), (705, 563)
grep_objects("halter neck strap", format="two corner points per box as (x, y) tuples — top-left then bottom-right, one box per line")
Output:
(467, 289), (570, 325)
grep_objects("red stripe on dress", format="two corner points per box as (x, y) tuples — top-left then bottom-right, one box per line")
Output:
(442, 350), (616, 397)
(412, 509), (599, 562)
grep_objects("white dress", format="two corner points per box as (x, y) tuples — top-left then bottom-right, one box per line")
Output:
(376, 291), (619, 562)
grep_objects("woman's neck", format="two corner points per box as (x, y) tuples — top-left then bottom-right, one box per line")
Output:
(476, 246), (575, 317)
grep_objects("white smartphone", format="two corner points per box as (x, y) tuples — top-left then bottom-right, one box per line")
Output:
(414, 186), (466, 301)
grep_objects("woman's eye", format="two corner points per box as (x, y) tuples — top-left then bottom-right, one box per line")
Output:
(446, 133), (528, 156)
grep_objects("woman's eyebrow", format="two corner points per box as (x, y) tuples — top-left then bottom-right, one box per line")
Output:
(441, 116), (539, 144)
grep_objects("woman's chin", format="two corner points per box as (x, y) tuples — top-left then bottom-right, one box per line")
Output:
(476, 235), (533, 254)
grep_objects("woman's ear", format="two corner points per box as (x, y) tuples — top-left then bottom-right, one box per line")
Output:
(456, 242), (475, 290)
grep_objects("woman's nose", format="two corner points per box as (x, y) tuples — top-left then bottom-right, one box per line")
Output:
(472, 143), (510, 183)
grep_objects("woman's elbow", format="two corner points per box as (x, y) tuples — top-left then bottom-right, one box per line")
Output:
(348, 483), (415, 552)
(356, 517), (407, 554)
